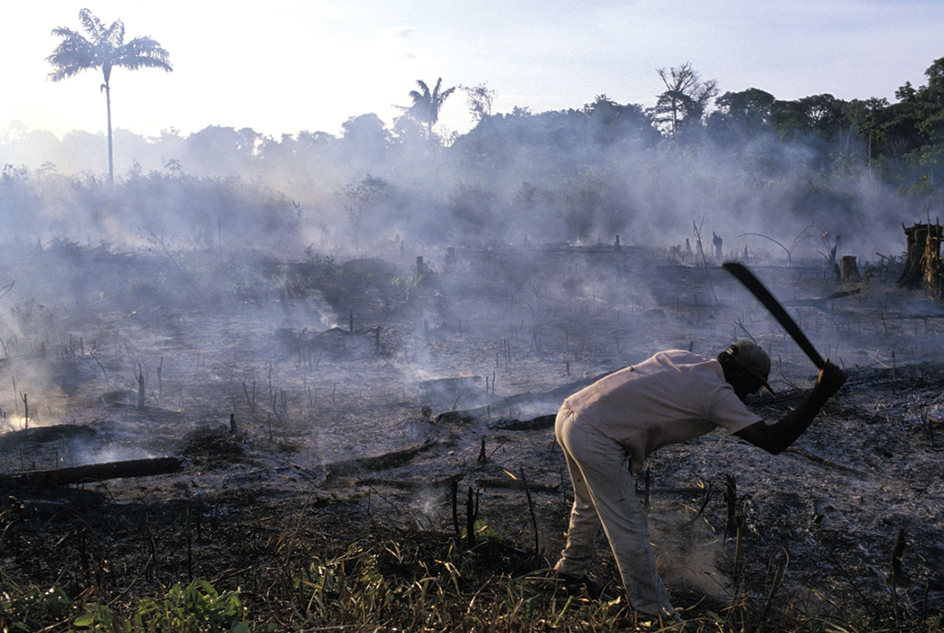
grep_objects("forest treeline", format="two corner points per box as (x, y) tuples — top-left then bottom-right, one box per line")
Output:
(1, 57), (943, 258)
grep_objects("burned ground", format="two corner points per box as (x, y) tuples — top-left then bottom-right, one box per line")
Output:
(0, 243), (941, 629)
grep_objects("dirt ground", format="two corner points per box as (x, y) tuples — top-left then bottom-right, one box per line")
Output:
(0, 244), (941, 625)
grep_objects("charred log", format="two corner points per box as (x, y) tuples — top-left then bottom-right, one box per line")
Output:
(321, 439), (437, 477)
(0, 456), (182, 489)
(785, 289), (861, 310)
(784, 446), (867, 477)
(487, 415), (556, 431)
(437, 371), (614, 426)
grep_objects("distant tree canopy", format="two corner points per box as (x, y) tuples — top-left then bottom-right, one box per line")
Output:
(700, 57), (944, 191)
(10, 52), (944, 217)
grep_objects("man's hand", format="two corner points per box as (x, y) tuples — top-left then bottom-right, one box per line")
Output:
(736, 360), (846, 455)
(814, 361), (846, 398)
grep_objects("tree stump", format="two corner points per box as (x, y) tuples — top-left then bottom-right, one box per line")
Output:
(840, 256), (860, 282)
(898, 222), (943, 294)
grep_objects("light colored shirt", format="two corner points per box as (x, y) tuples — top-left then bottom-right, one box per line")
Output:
(564, 350), (762, 473)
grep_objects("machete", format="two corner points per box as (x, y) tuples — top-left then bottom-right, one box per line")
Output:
(722, 261), (826, 370)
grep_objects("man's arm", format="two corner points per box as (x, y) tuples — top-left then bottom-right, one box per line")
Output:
(735, 362), (846, 454)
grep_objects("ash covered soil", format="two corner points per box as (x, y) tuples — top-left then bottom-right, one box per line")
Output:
(0, 245), (942, 624)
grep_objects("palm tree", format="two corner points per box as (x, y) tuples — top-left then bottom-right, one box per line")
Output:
(47, 8), (172, 183)
(406, 78), (456, 137)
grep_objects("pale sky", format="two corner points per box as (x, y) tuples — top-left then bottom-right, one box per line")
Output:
(1, 0), (941, 141)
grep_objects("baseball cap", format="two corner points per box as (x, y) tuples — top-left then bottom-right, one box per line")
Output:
(724, 340), (772, 393)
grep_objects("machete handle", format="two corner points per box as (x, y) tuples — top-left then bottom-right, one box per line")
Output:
(723, 261), (826, 370)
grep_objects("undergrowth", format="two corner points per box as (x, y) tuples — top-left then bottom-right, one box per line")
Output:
(1, 529), (938, 632)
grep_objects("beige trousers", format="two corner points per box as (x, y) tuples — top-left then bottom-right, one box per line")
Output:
(554, 403), (677, 619)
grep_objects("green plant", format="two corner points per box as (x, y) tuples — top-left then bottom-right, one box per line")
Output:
(134, 579), (247, 632)
(72, 579), (248, 632)
(72, 602), (118, 632)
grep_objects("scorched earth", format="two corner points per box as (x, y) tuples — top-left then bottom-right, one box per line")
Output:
(0, 241), (941, 628)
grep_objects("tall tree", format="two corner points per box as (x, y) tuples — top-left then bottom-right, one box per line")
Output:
(405, 78), (456, 138)
(843, 97), (888, 166)
(463, 83), (496, 124)
(912, 57), (944, 144)
(584, 95), (660, 146)
(769, 94), (846, 142)
(706, 88), (776, 146)
(653, 62), (718, 137)
(47, 8), (172, 183)
(717, 89), (775, 128)
(873, 58), (944, 187)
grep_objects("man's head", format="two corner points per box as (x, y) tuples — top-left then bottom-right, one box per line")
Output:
(717, 340), (772, 400)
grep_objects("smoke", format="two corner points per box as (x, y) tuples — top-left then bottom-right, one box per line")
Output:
(0, 108), (929, 263)
(71, 440), (154, 468)
(0, 108), (939, 467)
(650, 509), (734, 602)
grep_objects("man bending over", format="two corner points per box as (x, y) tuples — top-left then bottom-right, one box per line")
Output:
(553, 341), (846, 621)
